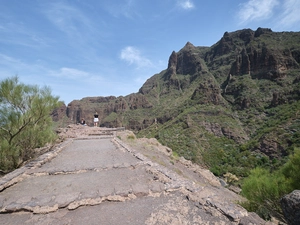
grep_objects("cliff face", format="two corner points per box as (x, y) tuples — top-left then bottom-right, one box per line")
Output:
(51, 102), (67, 122)
(64, 93), (152, 128)
(55, 27), (300, 163)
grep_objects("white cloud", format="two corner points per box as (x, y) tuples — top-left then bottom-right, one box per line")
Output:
(237, 0), (279, 25)
(177, 0), (195, 10)
(120, 46), (152, 69)
(278, 0), (300, 28)
(0, 54), (93, 87)
(51, 67), (90, 80)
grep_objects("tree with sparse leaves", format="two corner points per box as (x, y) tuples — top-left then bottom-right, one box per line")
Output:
(0, 76), (60, 172)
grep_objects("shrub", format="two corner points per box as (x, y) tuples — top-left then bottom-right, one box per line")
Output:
(281, 147), (300, 190)
(0, 76), (60, 172)
(241, 167), (288, 220)
(171, 151), (179, 160)
(223, 172), (239, 185)
(240, 149), (300, 221)
(127, 134), (136, 140)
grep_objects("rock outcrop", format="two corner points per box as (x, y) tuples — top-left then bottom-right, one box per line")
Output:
(51, 102), (67, 122)
(281, 190), (300, 225)
(63, 93), (152, 127)
(191, 78), (225, 105)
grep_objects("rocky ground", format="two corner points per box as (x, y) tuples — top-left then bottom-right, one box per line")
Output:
(0, 125), (275, 224)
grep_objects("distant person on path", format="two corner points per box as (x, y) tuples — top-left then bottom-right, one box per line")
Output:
(94, 112), (99, 127)
(80, 118), (86, 125)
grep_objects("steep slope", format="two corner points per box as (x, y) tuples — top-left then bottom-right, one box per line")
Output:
(56, 27), (300, 176)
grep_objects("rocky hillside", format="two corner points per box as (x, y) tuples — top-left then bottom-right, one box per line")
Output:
(54, 27), (300, 176)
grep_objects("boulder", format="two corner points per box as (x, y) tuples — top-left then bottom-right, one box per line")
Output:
(281, 190), (300, 225)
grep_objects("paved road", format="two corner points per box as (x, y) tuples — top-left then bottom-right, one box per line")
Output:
(0, 130), (269, 225)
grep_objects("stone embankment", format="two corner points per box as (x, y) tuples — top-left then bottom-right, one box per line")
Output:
(0, 125), (274, 224)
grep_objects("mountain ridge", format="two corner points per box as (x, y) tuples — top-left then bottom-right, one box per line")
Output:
(53, 27), (300, 176)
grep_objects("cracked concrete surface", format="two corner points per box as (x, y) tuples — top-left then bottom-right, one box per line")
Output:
(0, 126), (272, 224)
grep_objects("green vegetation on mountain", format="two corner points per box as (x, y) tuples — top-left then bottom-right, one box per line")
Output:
(57, 28), (300, 221)
(0, 76), (60, 172)
(63, 28), (300, 178)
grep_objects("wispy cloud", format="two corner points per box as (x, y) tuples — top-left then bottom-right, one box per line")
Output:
(0, 53), (22, 66)
(51, 67), (90, 80)
(237, 0), (279, 25)
(41, 1), (108, 67)
(42, 1), (106, 48)
(44, 2), (92, 37)
(177, 0), (195, 10)
(0, 53), (94, 85)
(120, 46), (152, 69)
(0, 13), (49, 48)
(278, 0), (300, 28)
(104, 0), (140, 19)
(237, 0), (300, 29)
(0, 53), (44, 76)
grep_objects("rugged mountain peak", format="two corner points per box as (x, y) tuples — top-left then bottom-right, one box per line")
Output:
(209, 31), (234, 58)
(221, 28), (272, 43)
(183, 41), (195, 50)
(228, 31), (300, 78)
(166, 42), (201, 77)
(238, 28), (255, 44)
(208, 28), (271, 61)
(166, 51), (177, 77)
(254, 27), (273, 37)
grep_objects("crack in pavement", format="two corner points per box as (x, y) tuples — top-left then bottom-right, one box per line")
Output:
(0, 137), (199, 215)
(25, 161), (148, 177)
(0, 140), (73, 193)
(0, 128), (271, 225)
(0, 138), (173, 215)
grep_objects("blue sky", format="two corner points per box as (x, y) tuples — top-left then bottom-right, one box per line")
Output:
(1, 0), (299, 104)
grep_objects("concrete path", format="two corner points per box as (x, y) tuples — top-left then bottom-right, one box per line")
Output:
(0, 128), (270, 225)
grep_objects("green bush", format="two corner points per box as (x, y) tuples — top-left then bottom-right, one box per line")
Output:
(281, 148), (300, 190)
(0, 76), (60, 172)
(0, 139), (19, 170)
(127, 134), (135, 140)
(241, 167), (288, 220)
(241, 148), (300, 221)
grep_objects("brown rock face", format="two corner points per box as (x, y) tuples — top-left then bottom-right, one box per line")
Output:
(258, 138), (287, 159)
(176, 42), (203, 75)
(51, 102), (67, 122)
(127, 93), (152, 110)
(212, 31), (235, 57)
(65, 96), (118, 126)
(227, 29), (299, 79)
(63, 93), (152, 127)
(191, 82), (224, 105)
(165, 42), (204, 79)
(229, 46), (294, 79)
(254, 27), (272, 37)
(206, 28), (300, 82)
(166, 51), (177, 78)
